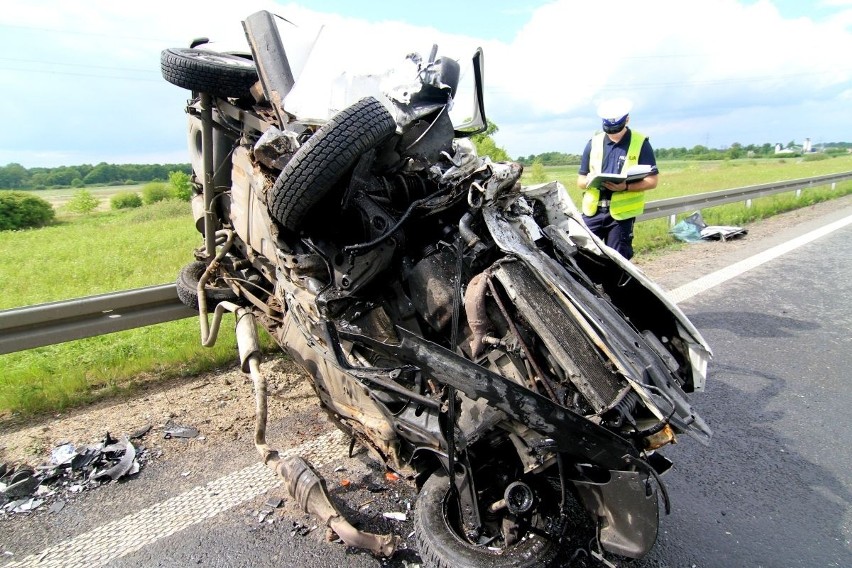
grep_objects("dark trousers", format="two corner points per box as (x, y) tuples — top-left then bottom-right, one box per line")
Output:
(581, 210), (636, 259)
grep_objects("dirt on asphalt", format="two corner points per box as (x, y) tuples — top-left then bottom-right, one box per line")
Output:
(1, 194), (850, 470)
(0, 358), (317, 469)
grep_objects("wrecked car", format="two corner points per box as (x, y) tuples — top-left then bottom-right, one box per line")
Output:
(161, 10), (712, 566)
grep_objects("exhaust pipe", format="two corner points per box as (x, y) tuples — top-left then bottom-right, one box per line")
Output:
(276, 456), (399, 557)
(235, 311), (398, 558)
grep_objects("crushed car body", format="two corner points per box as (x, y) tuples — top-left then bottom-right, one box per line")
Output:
(161, 10), (712, 567)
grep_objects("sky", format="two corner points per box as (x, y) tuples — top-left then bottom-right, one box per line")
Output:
(0, 0), (850, 168)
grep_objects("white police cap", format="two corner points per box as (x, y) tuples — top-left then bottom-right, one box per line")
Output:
(596, 97), (633, 121)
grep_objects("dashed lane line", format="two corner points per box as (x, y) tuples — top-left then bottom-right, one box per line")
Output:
(3, 430), (348, 568)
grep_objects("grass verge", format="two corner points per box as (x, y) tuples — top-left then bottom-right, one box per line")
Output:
(0, 199), (267, 418)
(0, 319), (245, 417)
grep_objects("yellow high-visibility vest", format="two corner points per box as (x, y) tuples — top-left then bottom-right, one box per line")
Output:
(582, 130), (647, 220)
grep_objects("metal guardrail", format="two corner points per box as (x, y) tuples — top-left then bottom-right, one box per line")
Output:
(637, 171), (852, 221)
(0, 285), (194, 355)
(1, 171), (850, 355)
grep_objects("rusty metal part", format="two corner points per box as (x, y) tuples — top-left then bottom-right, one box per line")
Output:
(236, 312), (398, 557)
(644, 424), (677, 450)
(463, 272), (490, 358)
(247, 355), (276, 463)
(276, 456), (399, 557)
(196, 230), (249, 351)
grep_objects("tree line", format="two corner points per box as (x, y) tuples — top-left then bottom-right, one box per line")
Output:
(2, 140), (850, 191)
(0, 162), (192, 190)
(516, 141), (851, 166)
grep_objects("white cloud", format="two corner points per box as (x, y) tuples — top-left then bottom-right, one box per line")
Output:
(0, 0), (850, 166)
(487, 0), (852, 155)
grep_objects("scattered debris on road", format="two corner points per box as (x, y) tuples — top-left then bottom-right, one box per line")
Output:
(163, 423), (200, 439)
(671, 211), (748, 243)
(0, 430), (151, 516)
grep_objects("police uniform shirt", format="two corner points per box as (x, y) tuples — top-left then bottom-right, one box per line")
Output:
(578, 128), (658, 203)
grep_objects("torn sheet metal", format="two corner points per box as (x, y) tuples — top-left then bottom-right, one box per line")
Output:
(163, 424), (200, 439)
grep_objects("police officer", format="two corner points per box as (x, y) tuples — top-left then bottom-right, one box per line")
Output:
(577, 98), (658, 260)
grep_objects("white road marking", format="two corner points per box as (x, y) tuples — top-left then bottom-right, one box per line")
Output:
(3, 430), (348, 568)
(6, 212), (851, 567)
(667, 214), (852, 304)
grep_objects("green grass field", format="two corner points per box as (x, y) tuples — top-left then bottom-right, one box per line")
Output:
(29, 184), (145, 212)
(0, 199), (250, 417)
(1, 155), (851, 417)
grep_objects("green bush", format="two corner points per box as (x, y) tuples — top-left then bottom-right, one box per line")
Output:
(0, 191), (56, 230)
(802, 153), (830, 162)
(141, 182), (172, 205)
(111, 191), (143, 210)
(168, 171), (193, 201)
(528, 159), (547, 183)
(66, 189), (100, 215)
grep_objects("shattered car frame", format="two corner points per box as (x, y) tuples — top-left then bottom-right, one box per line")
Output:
(161, 10), (712, 567)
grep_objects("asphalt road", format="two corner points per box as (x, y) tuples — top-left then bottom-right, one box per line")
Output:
(2, 208), (851, 568)
(635, 215), (852, 567)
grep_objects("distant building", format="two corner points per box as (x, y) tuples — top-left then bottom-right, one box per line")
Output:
(774, 139), (815, 154)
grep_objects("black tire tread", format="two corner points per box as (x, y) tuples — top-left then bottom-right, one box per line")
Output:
(160, 48), (258, 99)
(175, 261), (238, 310)
(413, 472), (558, 568)
(268, 97), (395, 231)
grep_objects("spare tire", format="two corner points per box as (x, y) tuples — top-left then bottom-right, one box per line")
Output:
(160, 48), (258, 99)
(268, 97), (396, 232)
(175, 261), (238, 310)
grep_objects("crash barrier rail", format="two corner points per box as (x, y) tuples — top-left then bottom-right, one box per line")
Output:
(1, 171), (850, 355)
(0, 285), (194, 355)
(637, 171), (852, 224)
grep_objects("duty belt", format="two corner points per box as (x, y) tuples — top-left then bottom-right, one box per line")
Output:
(598, 199), (611, 209)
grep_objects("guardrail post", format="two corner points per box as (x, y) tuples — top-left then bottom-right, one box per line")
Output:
(669, 214), (676, 228)
(746, 199), (752, 208)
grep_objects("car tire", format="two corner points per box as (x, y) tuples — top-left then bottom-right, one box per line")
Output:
(267, 97), (396, 232)
(160, 48), (258, 99)
(175, 261), (238, 310)
(414, 471), (558, 568)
